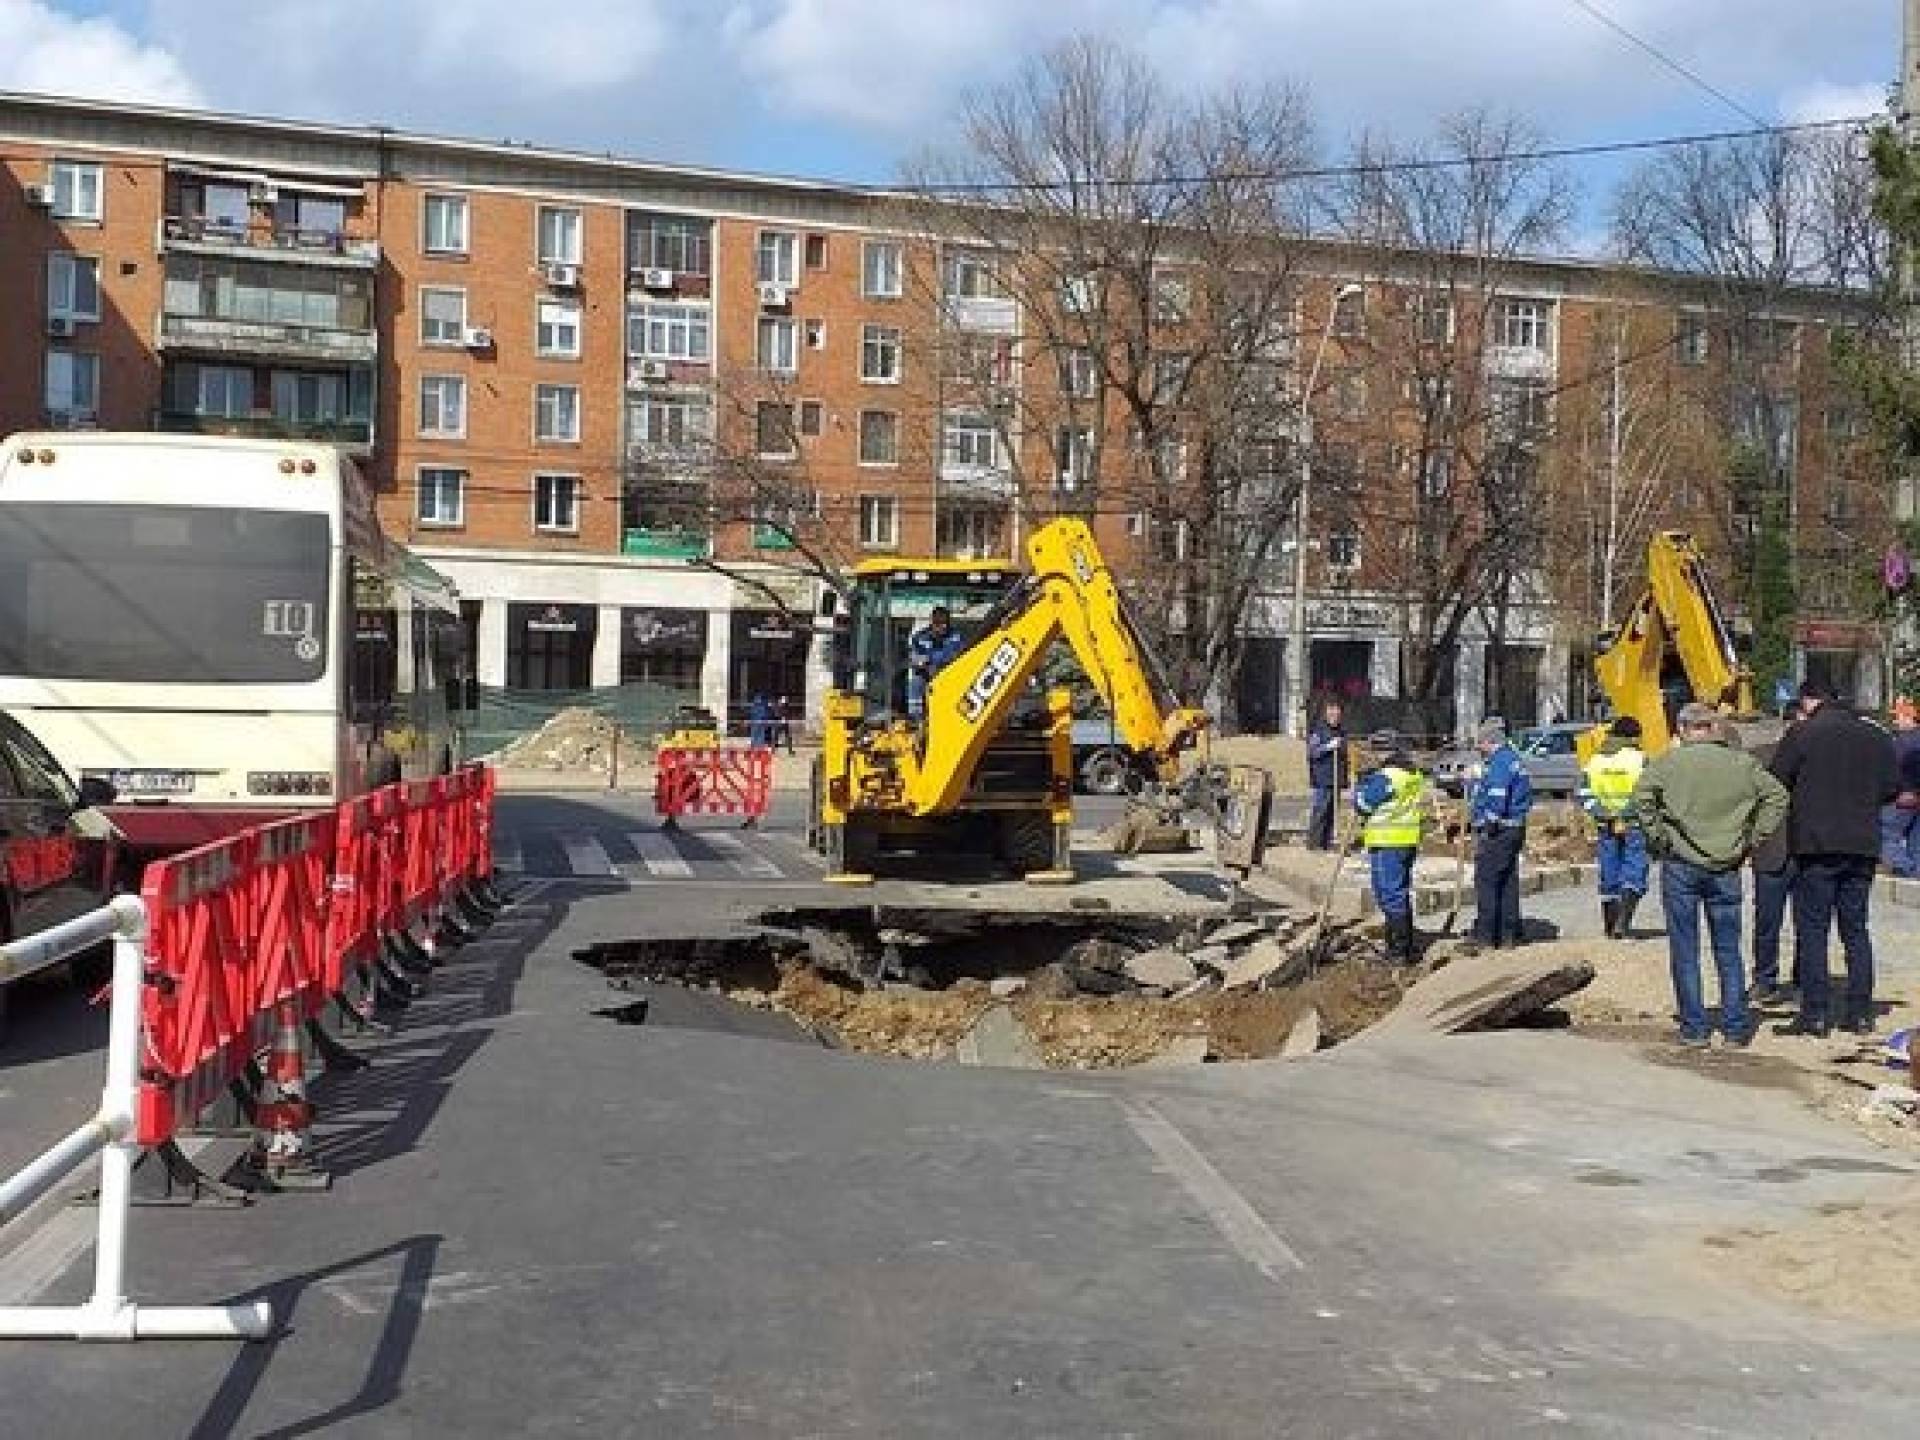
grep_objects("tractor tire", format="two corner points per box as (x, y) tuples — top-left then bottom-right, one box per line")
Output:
(998, 810), (1060, 876)
(1079, 747), (1131, 796)
(825, 819), (878, 877)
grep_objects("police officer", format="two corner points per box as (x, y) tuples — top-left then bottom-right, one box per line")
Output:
(1467, 716), (1532, 950)
(905, 605), (964, 720)
(1579, 714), (1648, 938)
(1353, 730), (1427, 964)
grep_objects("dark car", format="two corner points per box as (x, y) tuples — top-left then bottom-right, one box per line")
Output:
(0, 711), (119, 1038)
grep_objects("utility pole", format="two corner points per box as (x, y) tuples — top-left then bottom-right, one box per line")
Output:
(1892, 0), (1920, 705)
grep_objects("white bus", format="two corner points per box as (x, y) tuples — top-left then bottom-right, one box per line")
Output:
(0, 432), (472, 860)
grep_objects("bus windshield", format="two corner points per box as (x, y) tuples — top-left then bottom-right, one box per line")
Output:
(0, 502), (332, 684)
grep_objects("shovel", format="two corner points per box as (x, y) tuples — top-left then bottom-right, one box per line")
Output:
(1304, 828), (1359, 976)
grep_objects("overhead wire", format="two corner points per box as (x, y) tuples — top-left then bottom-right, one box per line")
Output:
(1560, 0), (1768, 127)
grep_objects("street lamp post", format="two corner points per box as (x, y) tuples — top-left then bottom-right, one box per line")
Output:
(1288, 282), (1363, 736)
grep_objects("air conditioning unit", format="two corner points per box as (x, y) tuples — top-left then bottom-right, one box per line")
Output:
(23, 183), (54, 208)
(635, 359), (669, 382)
(249, 181), (279, 203)
(46, 316), (75, 339)
(543, 262), (582, 289)
(639, 267), (674, 290)
(756, 282), (790, 309)
(462, 326), (494, 350)
(47, 409), (95, 430)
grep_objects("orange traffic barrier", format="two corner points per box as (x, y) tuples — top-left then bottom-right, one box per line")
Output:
(653, 746), (772, 824)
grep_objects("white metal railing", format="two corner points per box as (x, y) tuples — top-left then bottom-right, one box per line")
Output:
(0, 897), (272, 1341)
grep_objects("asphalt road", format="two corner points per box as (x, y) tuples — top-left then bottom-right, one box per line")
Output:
(0, 792), (1916, 1436)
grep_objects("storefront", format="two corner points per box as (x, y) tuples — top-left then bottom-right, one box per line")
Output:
(1798, 620), (1883, 710)
(728, 609), (811, 727)
(506, 602), (596, 691)
(620, 606), (707, 702)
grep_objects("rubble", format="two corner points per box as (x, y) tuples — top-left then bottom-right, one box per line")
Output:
(1125, 948), (1198, 991)
(1281, 1008), (1322, 1059)
(491, 706), (648, 772)
(1221, 937), (1304, 992)
(1376, 947), (1596, 1037)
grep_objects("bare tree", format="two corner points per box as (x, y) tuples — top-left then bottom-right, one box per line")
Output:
(899, 38), (1319, 723)
(1323, 108), (1575, 722)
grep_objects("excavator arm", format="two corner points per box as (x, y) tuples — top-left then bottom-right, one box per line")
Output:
(901, 518), (1209, 814)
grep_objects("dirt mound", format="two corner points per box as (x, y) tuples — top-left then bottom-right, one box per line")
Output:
(745, 957), (1407, 1068)
(493, 707), (650, 772)
(1703, 1194), (1920, 1328)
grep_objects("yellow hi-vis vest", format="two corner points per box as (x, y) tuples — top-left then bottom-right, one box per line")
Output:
(1362, 766), (1427, 849)
(1583, 747), (1645, 818)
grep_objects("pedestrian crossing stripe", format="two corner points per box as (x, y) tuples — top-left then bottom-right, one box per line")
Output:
(701, 831), (782, 878)
(626, 830), (693, 878)
(557, 830), (616, 877)
(496, 822), (816, 882)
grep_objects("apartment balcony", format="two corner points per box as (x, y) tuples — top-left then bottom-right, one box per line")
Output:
(158, 312), (379, 366)
(1484, 344), (1555, 381)
(947, 294), (1019, 334)
(938, 461), (1018, 501)
(155, 410), (374, 453)
(158, 215), (380, 270)
(621, 528), (710, 560)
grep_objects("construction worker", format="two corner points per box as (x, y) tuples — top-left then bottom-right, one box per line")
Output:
(1466, 716), (1532, 951)
(1579, 714), (1648, 938)
(905, 605), (964, 720)
(1352, 730), (1426, 964)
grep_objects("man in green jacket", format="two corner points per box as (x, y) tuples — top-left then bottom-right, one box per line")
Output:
(1633, 703), (1790, 1047)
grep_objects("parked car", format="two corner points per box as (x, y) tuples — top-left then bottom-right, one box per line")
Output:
(0, 712), (120, 1039)
(1071, 717), (1147, 795)
(1429, 721), (1592, 799)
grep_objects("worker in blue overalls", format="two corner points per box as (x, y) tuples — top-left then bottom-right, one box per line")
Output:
(905, 605), (965, 720)
(1352, 730), (1427, 964)
(1578, 714), (1648, 938)
(1466, 716), (1533, 951)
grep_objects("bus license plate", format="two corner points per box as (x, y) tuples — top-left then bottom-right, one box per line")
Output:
(104, 770), (196, 796)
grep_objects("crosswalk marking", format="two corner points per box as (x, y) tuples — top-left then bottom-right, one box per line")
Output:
(703, 831), (783, 879)
(557, 830), (616, 877)
(627, 830), (694, 878)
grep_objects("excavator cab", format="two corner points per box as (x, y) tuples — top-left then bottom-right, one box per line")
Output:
(833, 560), (1024, 720)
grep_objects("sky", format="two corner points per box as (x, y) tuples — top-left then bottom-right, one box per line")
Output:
(0, 0), (1898, 214)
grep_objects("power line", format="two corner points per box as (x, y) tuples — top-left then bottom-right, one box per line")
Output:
(1561, 0), (1766, 127)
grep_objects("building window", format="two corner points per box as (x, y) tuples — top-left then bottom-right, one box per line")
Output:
(758, 316), (798, 374)
(46, 253), (100, 321)
(756, 401), (798, 458)
(861, 324), (902, 383)
(534, 473), (581, 533)
(804, 233), (828, 270)
(1331, 286), (1365, 338)
(1493, 377), (1550, 437)
(858, 410), (899, 465)
(417, 467), (466, 527)
(271, 370), (347, 424)
(49, 160), (102, 221)
(1494, 298), (1551, 352)
(1055, 426), (1094, 491)
(1675, 312), (1709, 365)
(535, 383), (581, 442)
(1419, 448), (1454, 499)
(195, 364), (253, 417)
(43, 350), (97, 417)
(862, 240), (903, 299)
(420, 286), (466, 345)
(1151, 354), (1190, 407)
(628, 301), (711, 361)
(799, 400), (824, 437)
(1059, 347), (1097, 400)
(803, 318), (826, 350)
(1152, 271), (1191, 325)
(859, 495), (899, 548)
(1415, 294), (1455, 345)
(419, 374), (466, 438)
(943, 250), (1004, 301)
(629, 394), (713, 451)
(273, 193), (344, 241)
(631, 214), (710, 275)
(756, 231), (798, 287)
(1060, 271), (1097, 315)
(944, 414), (1000, 470)
(423, 193), (469, 256)
(1326, 524), (1361, 570)
(537, 206), (583, 266)
(537, 297), (582, 357)
(938, 505), (1005, 559)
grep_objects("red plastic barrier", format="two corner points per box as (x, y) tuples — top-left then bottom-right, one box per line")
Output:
(325, 786), (392, 996)
(653, 746), (772, 822)
(136, 811), (334, 1147)
(396, 777), (445, 928)
(466, 764), (496, 880)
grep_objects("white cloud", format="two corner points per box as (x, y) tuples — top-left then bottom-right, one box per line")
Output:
(0, 0), (201, 107)
(1781, 79), (1889, 127)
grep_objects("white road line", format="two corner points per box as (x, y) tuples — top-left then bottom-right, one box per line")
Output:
(557, 831), (616, 877)
(703, 831), (783, 879)
(1123, 1101), (1304, 1282)
(627, 831), (693, 878)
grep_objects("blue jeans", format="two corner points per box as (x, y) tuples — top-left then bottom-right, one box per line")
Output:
(1472, 824), (1525, 946)
(1368, 846), (1416, 921)
(1661, 860), (1747, 1040)
(1751, 863), (1795, 991)
(1308, 787), (1336, 850)
(1595, 826), (1649, 899)
(1879, 805), (1920, 878)
(1792, 854), (1876, 1025)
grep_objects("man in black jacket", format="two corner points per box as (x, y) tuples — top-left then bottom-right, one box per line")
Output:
(1769, 680), (1900, 1037)
(1305, 698), (1348, 851)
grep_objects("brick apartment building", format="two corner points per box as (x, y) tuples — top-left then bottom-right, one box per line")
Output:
(0, 92), (1885, 734)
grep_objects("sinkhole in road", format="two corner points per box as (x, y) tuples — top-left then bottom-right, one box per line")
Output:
(573, 906), (1410, 1069)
